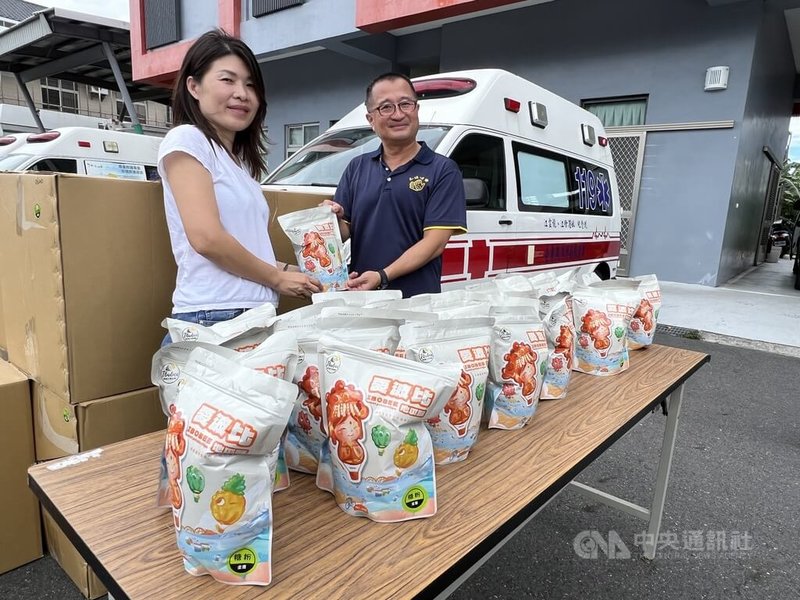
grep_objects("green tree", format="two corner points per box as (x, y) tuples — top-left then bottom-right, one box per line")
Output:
(779, 160), (800, 221)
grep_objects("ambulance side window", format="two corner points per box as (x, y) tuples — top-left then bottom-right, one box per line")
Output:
(449, 134), (506, 210)
(514, 143), (571, 213)
(28, 158), (78, 174)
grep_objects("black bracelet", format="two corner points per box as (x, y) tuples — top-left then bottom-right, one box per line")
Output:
(282, 263), (290, 271)
(377, 268), (389, 290)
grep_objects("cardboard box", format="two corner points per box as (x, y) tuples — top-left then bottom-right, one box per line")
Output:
(0, 173), (175, 404)
(0, 290), (6, 361)
(33, 384), (166, 461)
(263, 187), (330, 314)
(42, 509), (105, 599)
(0, 360), (43, 574)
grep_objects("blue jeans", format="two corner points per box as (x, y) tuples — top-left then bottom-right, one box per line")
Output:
(160, 308), (248, 347)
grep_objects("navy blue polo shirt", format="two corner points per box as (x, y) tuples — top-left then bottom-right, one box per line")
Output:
(334, 142), (467, 297)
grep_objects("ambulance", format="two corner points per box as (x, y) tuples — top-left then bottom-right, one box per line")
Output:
(0, 127), (162, 181)
(265, 68), (622, 285)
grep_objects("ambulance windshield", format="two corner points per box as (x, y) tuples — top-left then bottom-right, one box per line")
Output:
(264, 126), (450, 186)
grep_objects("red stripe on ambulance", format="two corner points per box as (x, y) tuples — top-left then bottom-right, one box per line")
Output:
(441, 238), (620, 282)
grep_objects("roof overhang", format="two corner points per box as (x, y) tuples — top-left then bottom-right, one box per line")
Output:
(0, 7), (169, 103)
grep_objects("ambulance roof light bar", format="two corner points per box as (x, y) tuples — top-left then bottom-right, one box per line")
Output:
(27, 131), (61, 143)
(413, 77), (476, 100)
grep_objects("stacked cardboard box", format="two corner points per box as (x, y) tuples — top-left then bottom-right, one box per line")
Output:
(0, 360), (42, 575)
(0, 173), (176, 596)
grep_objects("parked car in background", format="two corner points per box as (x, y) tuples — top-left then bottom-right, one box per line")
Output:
(768, 218), (794, 258)
(0, 127), (161, 180)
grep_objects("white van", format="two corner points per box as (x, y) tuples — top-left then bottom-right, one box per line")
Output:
(0, 127), (162, 180)
(0, 133), (27, 158)
(264, 69), (622, 284)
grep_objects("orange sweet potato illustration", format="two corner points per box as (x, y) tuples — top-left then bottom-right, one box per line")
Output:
(301, 231), (331, 268)
(444, 370), (473, 435)
(165, 405), (186, 510)
(501, 341), (538, 397)
(299, 365), (323, 425)
(326, 380), (370, 476)
(554, 325), (574, 369)
(633, 299), (655, 332)
(580, 309), (612, 351)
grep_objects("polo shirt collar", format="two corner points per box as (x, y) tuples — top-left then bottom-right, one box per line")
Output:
(369, 141), (435, 165)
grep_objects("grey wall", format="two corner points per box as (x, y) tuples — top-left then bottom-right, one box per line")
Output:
(438, 0), (761, 284)
(719, 6), (795, 284)
(179, 0), (217, 40)
(260, 50), (382, 168)
(242, 0), (358, 57)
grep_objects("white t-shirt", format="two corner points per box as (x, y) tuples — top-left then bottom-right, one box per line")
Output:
(158, 124), (278, 312)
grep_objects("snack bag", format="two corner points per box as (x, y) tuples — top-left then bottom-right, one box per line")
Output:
(314, 315), (405, 492)
(312, 289), (402, 306)
(317, 335), (461, 522)
(168, 347), (295, 586)
(539, 298), (577, 398)
(162, 302), (277, 347)
(277, 206), (348, 291)
(628, 275), (661, 349)
(272, 314), (326, 476)
(493, 274), (534, 293)
(485, 307), (548, 429)
(572, 285), (639, 376)
(399, 318), (492, 464)
(152, 331), (300, 505)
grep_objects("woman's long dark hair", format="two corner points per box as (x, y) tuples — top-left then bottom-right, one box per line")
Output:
(172, 29), (267, 179)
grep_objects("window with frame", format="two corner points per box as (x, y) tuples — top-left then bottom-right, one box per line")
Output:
(514, 142), (613, 216)
(581, 96), (647, 128)
(29, 158), (78, 174)
(449, 133), (506, 210)
(286, 123), (319, 159)
(115, 97), (148, 124)
(40, 78), (78, 114)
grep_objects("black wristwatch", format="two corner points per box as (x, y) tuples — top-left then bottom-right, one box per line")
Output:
(377, 269), (389, 290)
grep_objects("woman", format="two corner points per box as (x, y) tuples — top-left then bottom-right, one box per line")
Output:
(159, 30), (320, 338)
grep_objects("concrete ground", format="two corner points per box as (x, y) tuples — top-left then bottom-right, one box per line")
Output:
(658, 255), (800, 357)
(2, 258), (798, 600)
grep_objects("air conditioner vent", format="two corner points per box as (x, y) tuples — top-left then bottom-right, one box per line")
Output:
(704, 66), (729, 91)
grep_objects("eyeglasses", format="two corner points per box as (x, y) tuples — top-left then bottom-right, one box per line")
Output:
(371, 100), (417, 117)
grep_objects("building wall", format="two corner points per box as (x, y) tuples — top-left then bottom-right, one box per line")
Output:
(242, 0), (358, 58)
(719, 5), (795, 284)
(180, 0), (218, 40)
(436, 0), (761, 284)
(0, 74), (169, 130)
(261, 50), (383, 167)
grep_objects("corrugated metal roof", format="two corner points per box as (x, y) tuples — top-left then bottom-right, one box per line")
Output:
(0, 0), (45, 23)
(0, 6), (169, 104)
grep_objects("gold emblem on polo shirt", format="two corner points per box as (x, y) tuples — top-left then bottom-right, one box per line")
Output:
(408, 175), (429, 192)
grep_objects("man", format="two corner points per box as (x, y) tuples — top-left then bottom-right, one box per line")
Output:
(326, 72), (467, 297)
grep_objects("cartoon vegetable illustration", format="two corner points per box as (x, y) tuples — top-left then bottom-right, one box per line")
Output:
(210, 474), (246, 526)
(186, 465), (205, 503)
(393, 430), (419, 469)
(614, 326), (625, 339)
(371, 424), (391, 456)
(475, 382), (485, 402)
